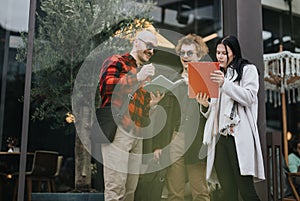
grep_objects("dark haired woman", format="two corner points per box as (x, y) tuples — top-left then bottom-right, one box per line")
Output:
(196, 35), (265, 201)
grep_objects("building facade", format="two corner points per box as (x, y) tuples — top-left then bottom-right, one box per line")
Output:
(1, 0), (300, 200)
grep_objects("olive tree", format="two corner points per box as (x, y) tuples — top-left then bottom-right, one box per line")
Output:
(19, 0), (154, 191)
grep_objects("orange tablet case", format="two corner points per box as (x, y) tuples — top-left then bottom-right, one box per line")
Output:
(188, 62), (220, 98)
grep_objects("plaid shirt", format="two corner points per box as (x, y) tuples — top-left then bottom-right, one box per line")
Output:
(99, 53), (151, 130)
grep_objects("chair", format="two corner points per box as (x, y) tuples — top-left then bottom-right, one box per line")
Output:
(283, 172), (300, 201)
(50, 155), (63, 192)
(13, 150), (58, 201)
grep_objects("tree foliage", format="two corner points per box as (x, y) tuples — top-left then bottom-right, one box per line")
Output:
(22, 0), (154, 129)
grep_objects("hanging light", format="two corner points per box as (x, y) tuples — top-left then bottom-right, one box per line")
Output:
(287, 131), (292, 141)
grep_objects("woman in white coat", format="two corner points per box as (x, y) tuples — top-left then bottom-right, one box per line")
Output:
(196, 35), (265, 201)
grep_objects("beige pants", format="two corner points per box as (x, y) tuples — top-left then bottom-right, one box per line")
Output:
(167, 131), (210, 201)
(101, 127), (142, 201)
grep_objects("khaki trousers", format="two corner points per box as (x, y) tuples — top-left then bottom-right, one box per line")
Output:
(101, 127), (142, 201)
(167, 131), (210, 201)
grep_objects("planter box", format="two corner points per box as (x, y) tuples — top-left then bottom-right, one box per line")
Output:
(31, 193), (104, 201)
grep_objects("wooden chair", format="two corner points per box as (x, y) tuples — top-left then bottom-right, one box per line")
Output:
(50, 155), (63, 192)
(283, 172), (300, 201)
(13, 150), (58, 201)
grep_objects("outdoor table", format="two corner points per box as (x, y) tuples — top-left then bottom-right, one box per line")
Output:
(0, 152), (34, 201)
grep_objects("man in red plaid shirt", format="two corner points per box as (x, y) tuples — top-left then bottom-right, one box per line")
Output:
(99, 29), (164, 201)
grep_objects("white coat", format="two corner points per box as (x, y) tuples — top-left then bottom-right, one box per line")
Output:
(201, 64), (265, 182)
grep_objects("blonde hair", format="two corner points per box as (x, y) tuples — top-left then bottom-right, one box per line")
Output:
(175, 34), (209, 58)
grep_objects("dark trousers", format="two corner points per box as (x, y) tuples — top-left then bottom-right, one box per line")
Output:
(214, 135), (261, 201)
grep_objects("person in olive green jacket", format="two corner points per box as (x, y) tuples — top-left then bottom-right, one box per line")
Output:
(152, 34), (210, 201)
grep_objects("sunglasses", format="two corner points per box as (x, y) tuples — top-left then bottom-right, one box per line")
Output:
(138, 38), (156, 50)
(179, 50), (196, 57)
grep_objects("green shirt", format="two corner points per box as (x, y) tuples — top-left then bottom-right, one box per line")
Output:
(288, 153), (300, 173)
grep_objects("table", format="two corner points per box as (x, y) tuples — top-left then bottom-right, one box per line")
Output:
(0, 152), (34, 201)
(0, 152), (34, 174)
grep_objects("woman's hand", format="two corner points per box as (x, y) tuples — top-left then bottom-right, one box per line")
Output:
(149, 91), (165, 107)
(154, 149), (162, 160)
(210, 70), (225, 87)
(196, 92), (209, 108)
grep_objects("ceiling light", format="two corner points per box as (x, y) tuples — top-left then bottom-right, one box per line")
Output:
(262, 30), (272, 40)
(203, 33), (218, 42)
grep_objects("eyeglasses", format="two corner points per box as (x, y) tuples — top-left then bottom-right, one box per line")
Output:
(179, 50), (196, 57)
(138, 38), (156, 50)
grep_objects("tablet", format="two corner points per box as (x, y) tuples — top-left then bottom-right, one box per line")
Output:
(188, 62), (220, 98)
